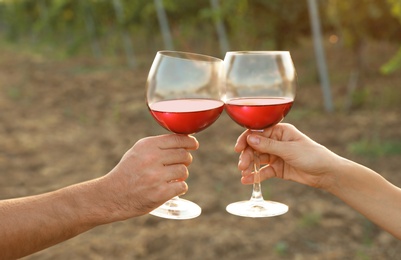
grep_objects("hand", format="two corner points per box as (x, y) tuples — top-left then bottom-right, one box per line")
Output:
(0, 134), (199, 258)
(101, 134), (199, 220)
(235, 123), (341, 190)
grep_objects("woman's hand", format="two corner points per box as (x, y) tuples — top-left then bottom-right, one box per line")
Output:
(235, 123), (341, 190)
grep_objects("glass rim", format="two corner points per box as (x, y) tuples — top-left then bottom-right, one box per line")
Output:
(157, 50), (222, 62)
(225, 51), (290, 55)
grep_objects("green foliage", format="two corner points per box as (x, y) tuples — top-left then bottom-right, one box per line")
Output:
(220, 0), (310, 50)
(298, 211), (322, 228)
(348, 138), (401, 157)
(0, 0), (312, 55)
(350, 88), (371, 108)
(382, 0), (401, 74)
(273, 241), (289, 256)
(0, 0), (400, 66)
(388, 0), (401, 20)
(327, 0), (401, 48)
(6, 85), (23, 100)
(355, 251), (370, 260)
(380, 46), (401, 74)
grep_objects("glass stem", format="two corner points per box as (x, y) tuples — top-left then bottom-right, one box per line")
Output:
(251, 150), (264, 202)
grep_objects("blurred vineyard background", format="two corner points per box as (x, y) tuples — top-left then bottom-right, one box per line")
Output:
(1, 0), (401, 259)
(2, 0), (401, 111)
(1, 0), (401, 70)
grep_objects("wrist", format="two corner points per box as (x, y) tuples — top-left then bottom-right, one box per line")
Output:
(321, 155), (354, 195)
(64, 177), (123, 228)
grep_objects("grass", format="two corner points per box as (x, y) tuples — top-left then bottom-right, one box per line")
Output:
(298, 211), (322, 228)
(273, 241), (289, 256)
(6, 85), (23, 100)
(348, 138), (401, 157)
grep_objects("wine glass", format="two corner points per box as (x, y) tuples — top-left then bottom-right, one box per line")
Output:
(146, 51), (224, 219)
(223, 51), (297, 218)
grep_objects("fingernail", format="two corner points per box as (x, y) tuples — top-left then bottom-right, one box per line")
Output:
(248, 135), (260, 145)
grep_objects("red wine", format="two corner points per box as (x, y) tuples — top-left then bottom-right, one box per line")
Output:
(149, 99), (224, 134)
(225, 97), (293, 130)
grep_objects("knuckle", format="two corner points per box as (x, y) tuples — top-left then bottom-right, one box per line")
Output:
(140, 154), (158, 168)
(134, 138), (149, 149)
(178, 149), (192, 164)
(178, 148), (187, 156)
(147, 170), (162, 184)
(173, 134), (186, 146)
(176, 164), (189, 179)
(263, 137), (275, 148)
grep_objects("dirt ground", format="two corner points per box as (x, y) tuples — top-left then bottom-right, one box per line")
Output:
(1, 42), (400, 259)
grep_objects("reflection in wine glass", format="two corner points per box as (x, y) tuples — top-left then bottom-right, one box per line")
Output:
(223, 51), (297, 218)
(146, 51), (224, 219)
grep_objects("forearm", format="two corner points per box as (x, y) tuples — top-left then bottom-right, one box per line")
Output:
(0, 178), (110, 259)
(326, 157), (401, 239)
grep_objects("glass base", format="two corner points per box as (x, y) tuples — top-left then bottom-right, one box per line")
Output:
(226, 200), (288, 218)
(149, 197), (201, 220)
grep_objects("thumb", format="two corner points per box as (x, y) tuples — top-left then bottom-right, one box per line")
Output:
(247, 134), (285, 157)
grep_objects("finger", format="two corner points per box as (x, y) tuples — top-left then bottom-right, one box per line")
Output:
(240, 166), (254, 178)
(241, 165), (276, 184)
(234, 129), (252, 153)
(148, 166), (189, 204)
(157, 134), (199, 150)
(164, 164), (189, 183)
(161, 149), (193, 166)
(240, 153), (272, 177)
(259, 154), (271, 164)
(168, 181), (189, 197)
(238, 146), (254, 171)
(153, 179), (189, 203)
(247, 134), (286, 157)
